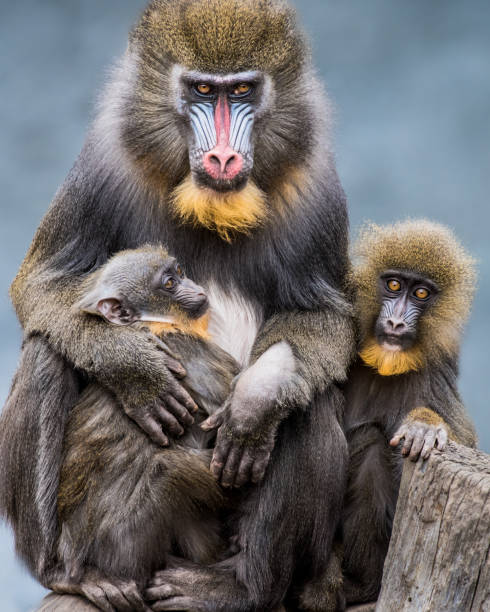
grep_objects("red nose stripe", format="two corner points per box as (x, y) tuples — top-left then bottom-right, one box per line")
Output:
(215, 95), (231, 147)
(202, 95), (243, 180)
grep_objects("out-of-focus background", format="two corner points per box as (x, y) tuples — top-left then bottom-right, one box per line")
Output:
(0, 0), (489, 609)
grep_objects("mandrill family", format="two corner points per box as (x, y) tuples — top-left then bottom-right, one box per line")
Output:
(0, 0), (477, 610)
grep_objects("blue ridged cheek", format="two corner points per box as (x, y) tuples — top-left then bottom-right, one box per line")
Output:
(189, 102), (216, 151)
(229, 102), (254, 156)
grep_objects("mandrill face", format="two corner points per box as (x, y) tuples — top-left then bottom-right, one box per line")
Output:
(122, 0), (312, 237)
(176, 68), (268, 192)
(374, 270), (439, 352)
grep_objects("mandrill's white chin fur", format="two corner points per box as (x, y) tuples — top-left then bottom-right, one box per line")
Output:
(170, 175), (268, 242)
(381, 341), (402, 353)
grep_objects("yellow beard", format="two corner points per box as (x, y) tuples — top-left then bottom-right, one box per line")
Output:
(359, 337), (424, 376)
(170, 176), (267, 242)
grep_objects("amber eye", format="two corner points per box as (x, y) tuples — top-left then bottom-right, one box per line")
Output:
(176, 265), (184, 278)
(163, 277), (174, 290)
(232, 83), (252, 96)
(387, 279), (401, 292)
(414, 287), (430, 300)
(195, 83), (212, 95)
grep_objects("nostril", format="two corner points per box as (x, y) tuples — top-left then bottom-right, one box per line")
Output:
(202, 147), (243, 179)
(208, 154), (221, 167)
(387, 318), (406, 332)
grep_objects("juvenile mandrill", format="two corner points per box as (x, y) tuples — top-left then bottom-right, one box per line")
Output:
(1, 1), (354, 610)
(342, 220), (477, 605)
(55, 246), (239, 609)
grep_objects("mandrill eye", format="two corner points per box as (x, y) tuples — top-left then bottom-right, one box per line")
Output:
(163, 276), (175, 290)
(231, 83), (253, 97)
(414, 287), (430, 300)
(176, 265), (184, 278)
(194, 83), (213, 96)
(387, 279), (401, 292)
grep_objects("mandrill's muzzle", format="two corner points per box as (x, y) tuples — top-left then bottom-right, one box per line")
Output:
(190, 93), (254, 189)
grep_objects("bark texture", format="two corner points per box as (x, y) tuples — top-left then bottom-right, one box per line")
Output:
(376, 442), (490, 612)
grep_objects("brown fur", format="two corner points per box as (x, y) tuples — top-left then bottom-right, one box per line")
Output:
(132, 0), (306, 75)
(353, 219), (477, 369)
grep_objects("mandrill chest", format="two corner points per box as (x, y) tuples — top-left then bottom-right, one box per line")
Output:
(205, 281), (263, 368)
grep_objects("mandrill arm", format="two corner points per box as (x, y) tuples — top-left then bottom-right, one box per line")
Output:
(203, 308), (355, 487)
(9, 183), (198, 447)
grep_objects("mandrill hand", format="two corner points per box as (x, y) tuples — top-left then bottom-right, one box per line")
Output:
(201, 341), (296, 488)
(201, 395), (279, 488)
(111, 332), (198, 447)
(390, 420), (449, 461)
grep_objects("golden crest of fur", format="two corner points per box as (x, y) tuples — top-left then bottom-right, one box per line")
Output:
(170, 175), (267, 241)
(133, 0), (305, 75)
(353, 219), (477, 369)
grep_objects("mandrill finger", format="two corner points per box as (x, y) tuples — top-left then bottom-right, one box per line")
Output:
(152, 597), (201, 611)
(220, 446), (242, 488)
(401, 432), (415, 457)
(436, 427), (448, 450)
(210, 438), (232, 481)
(234, 450), (255, 487)
(421, 430), (437, 460)
(119, 582), (151, 612)
(154, 404), (184, 437)
(201, 410), (225, 431)
(99, 581), (135, 612)
(408, 429), (425, 462)
(130, 412), (169, 447)
(167, 379), (198, 413)
(164, 394), (195, 426)
(82, 585), (116, 612)
(390, 426), (408, 447)
(146, 584), (181, 601)
(164, 357), (186, 379)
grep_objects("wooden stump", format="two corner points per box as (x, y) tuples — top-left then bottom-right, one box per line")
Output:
(376, 442), (490, 612)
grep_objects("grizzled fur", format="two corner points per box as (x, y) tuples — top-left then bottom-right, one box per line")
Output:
(3, 1), (354, 610)
(57, 327), (239, 584)
(341, 221), (477, 605)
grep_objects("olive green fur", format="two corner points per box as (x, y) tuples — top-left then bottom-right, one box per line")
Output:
(132, 0), (306, 75)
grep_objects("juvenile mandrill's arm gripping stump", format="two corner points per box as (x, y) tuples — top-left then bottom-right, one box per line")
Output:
(376, 442), (490, 612)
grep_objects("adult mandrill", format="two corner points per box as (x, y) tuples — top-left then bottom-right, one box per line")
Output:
(0, 1), (354, 611)
(341, 220), (477, 605)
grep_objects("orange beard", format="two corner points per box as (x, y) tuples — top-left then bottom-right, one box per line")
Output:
(359, 337), (424, 376)
(170, 176), (267, 242)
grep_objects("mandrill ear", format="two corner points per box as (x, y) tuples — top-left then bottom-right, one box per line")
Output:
(75, 290), (137, 326)
(95, 298), (137, 326)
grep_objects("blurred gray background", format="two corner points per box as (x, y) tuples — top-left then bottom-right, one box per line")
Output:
(0, 1), (489, 609)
